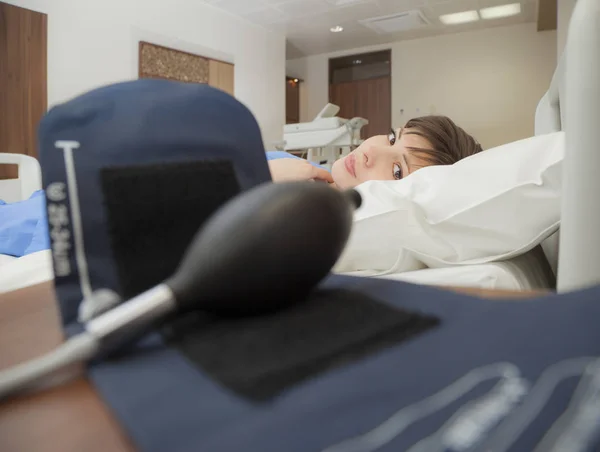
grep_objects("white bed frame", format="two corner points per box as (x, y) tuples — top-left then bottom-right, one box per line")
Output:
(0, 153), (42, 203)
(556, 0), (600, 292)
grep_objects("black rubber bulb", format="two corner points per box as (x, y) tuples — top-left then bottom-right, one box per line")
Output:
(166, 181), (361, 316)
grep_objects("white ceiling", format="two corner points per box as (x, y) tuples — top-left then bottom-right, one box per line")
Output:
(201, 0), (538, 58)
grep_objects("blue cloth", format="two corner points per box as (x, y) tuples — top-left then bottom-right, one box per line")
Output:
(266, 151), (330, 172)
(0, 190), (50, 257)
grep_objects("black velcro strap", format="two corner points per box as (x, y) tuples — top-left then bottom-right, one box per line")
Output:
(163, 289), (439, 401)
(101, 160), (240, 298)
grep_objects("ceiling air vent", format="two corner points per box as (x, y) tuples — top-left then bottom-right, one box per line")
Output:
(359, 10), (430, 34)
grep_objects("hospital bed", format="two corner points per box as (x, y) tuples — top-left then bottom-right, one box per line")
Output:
(282, 103), (368, 171)
(363, 54), (569, 293)
(1, 0), (598, 296)
(337, 0), (599, 294)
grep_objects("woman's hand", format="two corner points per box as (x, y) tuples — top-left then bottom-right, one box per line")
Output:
(268, 159), (334, 183)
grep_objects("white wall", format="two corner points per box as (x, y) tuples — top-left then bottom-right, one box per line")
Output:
(287, 23), (557, 149)
(557, 0), (578, 58)
(4, 0), (286, 148)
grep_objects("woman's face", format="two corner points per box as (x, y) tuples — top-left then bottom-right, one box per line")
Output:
(331, 128), (434, 189)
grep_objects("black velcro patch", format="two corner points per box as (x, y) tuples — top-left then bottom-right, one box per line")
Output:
(101, 160), (240, 298)
(162, 289), (439, 401)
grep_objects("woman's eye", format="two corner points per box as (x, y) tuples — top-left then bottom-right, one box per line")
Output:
(388, 129), (396, 145)
(393, 163), (403, 180)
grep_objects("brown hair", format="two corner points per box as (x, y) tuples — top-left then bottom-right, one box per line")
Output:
(401, 116), (483, 167)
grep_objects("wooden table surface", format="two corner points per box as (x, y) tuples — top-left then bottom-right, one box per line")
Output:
(0, 282), (133, 452)
(0, 282), (548, 452)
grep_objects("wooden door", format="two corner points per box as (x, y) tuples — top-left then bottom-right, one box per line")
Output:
(0, 2), (47, 179)
(330, 77), (391, 139)
(286, 78), (300, 124)
(329, 82), (357, 122)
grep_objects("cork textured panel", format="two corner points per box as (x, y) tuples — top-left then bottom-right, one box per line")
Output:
(139, 41), (209, 84)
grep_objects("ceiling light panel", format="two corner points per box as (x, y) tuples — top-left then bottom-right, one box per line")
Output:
(480, 3), (522, 20)
(439, 10), (479, 25)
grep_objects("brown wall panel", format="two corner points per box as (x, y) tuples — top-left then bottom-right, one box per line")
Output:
(0, 2), (47, 178)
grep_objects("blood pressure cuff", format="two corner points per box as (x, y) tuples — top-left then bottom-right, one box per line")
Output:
(38, 80), (271, 324)
(39, 80), (600, 452)
(85, 277), (600, 452)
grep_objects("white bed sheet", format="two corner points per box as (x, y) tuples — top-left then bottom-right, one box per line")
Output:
(0, 250), (54, 294)
(340, 246), (555, 291)
(0, 254), (17, 267)
(0, 245), (553, 296)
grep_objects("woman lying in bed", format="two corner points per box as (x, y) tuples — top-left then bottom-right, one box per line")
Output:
(268, 116), (483, 188)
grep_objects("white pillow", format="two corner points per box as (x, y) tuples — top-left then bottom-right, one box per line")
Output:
(334, 132), (564, 275)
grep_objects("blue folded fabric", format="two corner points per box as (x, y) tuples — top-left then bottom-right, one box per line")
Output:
(0, 190), (50, 257)
(265, 151), (330, 171)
